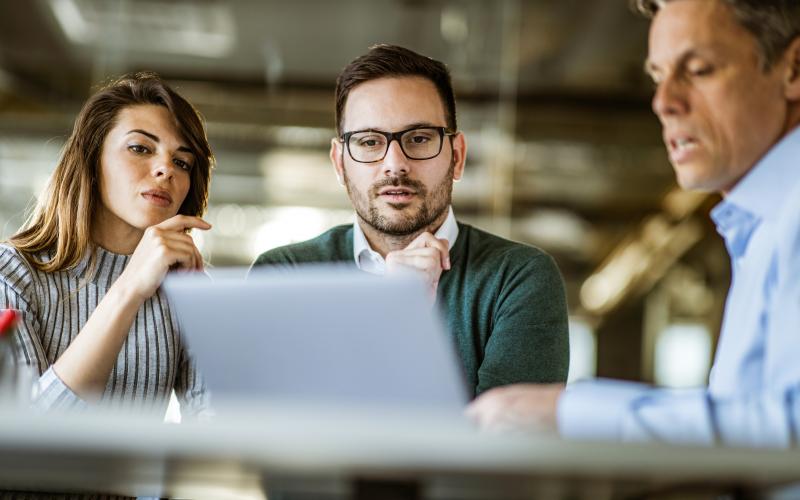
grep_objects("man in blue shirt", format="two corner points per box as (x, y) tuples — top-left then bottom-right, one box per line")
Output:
(467, 0), (800, 447)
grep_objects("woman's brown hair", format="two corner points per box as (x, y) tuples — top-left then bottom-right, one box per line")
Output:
(9, 71), (214, 273)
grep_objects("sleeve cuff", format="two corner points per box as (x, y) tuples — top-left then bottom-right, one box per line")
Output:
(179, 390), (214, 421)
(557, 378), (651, 441)
(32, 366), (89, 412)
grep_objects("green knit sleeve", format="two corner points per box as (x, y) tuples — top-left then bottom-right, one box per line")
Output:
(249, 226), (354, 272)
(475, 250), (570, 394)
(251, 247), (295, 269)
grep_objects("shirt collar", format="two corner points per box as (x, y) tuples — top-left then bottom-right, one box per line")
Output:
(710, 125), (800, 260)
(70, 245), (132, 287)
(718, 125), (800, 220)
(352, 206), (458, 273)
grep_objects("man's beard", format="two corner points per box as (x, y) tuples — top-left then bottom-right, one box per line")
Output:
(344, 161), (454, 237)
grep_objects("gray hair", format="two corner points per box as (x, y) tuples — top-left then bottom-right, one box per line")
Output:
(634, 0), (800, 70)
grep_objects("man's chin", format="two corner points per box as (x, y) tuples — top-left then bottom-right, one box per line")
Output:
(379, 218), (422, 236)
(675, 172), (722, 193)
(370, 213), (427, 236)
(385, 201), (414, 210)
(374, 201), (418, 217)
(673, 161), (715, 192)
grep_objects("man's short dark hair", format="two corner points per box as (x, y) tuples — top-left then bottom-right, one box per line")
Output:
(634, 0), (800, 70)
(334, 44), (457, 137)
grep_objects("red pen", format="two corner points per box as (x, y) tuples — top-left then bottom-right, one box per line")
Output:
(0, 309), (19, 402)
(0, 309), (17, 336)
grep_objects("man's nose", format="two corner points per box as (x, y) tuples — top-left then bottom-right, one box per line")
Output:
(382, 139), (409, 177)
(652, 75), (689, 120)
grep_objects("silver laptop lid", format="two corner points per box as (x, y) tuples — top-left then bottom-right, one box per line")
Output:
(163, 266), (468, 414)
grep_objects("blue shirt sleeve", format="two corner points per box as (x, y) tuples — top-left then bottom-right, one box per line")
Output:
(559, 208), (800, 448)
(558, 380), (719, 445)
(559, 379), (800, 448)
(557, 144), (800, 448)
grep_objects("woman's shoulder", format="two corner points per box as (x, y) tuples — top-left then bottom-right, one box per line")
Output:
(0, 243), (45, 283)
(0, 243), (43, 302)
(0, 242), (27, 267)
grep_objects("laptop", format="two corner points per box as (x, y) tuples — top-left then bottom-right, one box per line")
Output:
(163, 266), (468, 415)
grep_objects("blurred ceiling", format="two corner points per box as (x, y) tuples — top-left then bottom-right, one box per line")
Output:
(0, 0), (716, 319)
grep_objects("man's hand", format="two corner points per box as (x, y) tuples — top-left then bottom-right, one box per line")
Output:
(466, 383), (565, 433)
(385, 232), (450, 300)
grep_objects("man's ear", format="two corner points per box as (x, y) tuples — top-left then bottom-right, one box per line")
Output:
(330, 138), (345, 186)
(783, 36), (800, 101)
(451, 132), (467, 182)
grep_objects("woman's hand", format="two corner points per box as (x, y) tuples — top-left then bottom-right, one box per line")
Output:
(51, 215), (210, 400)
(118, 215), (211, 302)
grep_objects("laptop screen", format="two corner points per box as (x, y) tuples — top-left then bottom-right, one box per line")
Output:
(164, 266), (468, 415)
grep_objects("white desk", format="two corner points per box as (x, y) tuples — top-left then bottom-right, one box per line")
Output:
(1, 406), (798, 499)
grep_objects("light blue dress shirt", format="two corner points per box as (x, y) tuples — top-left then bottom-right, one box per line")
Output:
(558, 126), (800, 447)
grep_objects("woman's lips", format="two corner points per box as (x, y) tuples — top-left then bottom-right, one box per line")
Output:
(141, 190), (172, 207)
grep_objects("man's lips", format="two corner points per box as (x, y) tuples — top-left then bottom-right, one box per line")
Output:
(377, 187), (417, 203)
(378, 187), (417, 196)
(141, 189), (173, 207)
(665, 133), (701, 164)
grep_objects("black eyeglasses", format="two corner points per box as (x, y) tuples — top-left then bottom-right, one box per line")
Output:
(340, 126), (456, 163)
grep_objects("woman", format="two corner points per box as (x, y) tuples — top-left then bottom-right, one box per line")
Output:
(0, 72), (213, 417)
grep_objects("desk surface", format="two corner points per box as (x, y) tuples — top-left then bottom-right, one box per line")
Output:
(1, 405), (799, 499)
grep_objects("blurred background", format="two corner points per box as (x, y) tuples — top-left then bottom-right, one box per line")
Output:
(0, 0), (730, 391)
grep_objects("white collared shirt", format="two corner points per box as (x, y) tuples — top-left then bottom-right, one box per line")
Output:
(352, 206), (459, 275)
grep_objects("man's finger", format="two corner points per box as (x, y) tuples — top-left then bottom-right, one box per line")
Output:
(391, 247), (444, 260)
(387, 253), (442, 274)
(404, 232), (450, 270)
(406, 233), (448, 252)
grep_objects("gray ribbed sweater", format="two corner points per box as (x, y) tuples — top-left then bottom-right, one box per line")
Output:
(0, 243), (207, 499)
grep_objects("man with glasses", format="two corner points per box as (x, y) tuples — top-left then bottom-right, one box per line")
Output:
(252, 44), (570, 397)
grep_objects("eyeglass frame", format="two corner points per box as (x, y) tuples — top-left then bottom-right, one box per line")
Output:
(339, 125), (457, 164)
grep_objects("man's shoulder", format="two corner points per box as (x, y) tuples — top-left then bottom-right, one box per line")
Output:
(450, 222), (567, 321)
(252, 225), (354, 267)
(457, 222), (552, 264)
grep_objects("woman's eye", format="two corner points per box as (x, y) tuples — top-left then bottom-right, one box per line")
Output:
(174, 158), (192, 171)
(128, 144), (149, 154)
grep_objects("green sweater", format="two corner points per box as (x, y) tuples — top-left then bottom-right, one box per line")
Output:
(253, 222), (569, 397)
